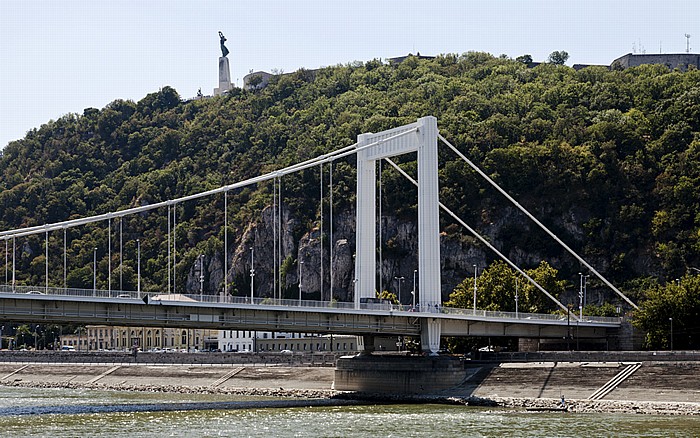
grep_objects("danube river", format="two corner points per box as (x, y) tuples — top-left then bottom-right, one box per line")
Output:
(0, 386), (698, 437)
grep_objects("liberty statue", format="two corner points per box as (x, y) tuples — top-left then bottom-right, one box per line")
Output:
(219, 31), (229, 58)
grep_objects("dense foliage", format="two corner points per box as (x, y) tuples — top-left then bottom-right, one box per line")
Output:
(1, 54), (699, 346)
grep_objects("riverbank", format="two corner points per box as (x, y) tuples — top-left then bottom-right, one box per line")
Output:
(0, 362), (698, 415)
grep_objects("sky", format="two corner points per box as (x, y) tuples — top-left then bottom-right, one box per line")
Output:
(1, 0), (698, 149)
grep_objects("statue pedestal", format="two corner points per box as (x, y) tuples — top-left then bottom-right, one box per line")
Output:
(214, 56), (232, 96)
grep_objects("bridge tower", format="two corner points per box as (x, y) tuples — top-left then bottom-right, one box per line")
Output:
(354, 116), (441, 354)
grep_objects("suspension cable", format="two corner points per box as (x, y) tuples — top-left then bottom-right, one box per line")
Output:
(0, 128), (418, 241)
(119, 218), (123, 290)
(64, 227), (67, 289)
(378, 159), (383, 297)
(319, 163), (324, 301)
(438, 133), (638, 310)
(273, 176), (278, 299)
(384, 157), (577, 319)
(168, 203), (171, 293)
(224, 189), (228, 298)
(108, 217), (111, 294)
(45, 229), (49, 291)
(329, 159), (334, 300)
(173, 204), (176, 294)
(278, 176), (282, 300)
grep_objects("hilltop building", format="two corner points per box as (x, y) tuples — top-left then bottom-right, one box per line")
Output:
(611, 53), (700, 71)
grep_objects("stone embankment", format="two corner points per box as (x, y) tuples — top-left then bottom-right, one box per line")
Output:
(1, 351), (699, 415)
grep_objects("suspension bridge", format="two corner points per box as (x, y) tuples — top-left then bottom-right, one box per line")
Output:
(0, 117), (632, 354)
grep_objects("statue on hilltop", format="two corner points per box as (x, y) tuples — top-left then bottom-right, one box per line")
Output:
(219, 31), (229, 58)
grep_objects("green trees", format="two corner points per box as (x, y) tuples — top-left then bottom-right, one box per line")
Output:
(547, 51), (570, 65)
(633, 274), (700, 349)
(445, 260), (565, 313)
(0, 53), (699, 304)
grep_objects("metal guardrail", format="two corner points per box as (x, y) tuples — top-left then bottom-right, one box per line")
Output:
(0, 284), (621, 325)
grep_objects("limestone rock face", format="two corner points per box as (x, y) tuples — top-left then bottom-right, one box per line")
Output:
(185, 202), (636, 306)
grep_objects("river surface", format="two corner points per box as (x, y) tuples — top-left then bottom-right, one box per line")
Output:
(0, 386), (698, 437)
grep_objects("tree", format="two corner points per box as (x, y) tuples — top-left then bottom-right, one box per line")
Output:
(633, 275), (700, 349)
(547, 50), (569, 65)
(520, 261), (567, 313)
(516, 54), (533, 64)
(445, 260), (566, 313)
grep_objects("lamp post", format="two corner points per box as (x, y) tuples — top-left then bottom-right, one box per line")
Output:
(567, 304), (572, 351)
(394, 276), (405, 306)
(93, 247), (97, 297)
(199, 254), (205, 302)
(578, 273), (584, 320)
(669, 317), (673, 350)
(136, 239), (141, 298)
(473, 265), (478, 312)
(249, 247), (255, 302)
(583, 274), (589, 308)
(298, 260), (304, 305)
(515, 277), (519, 318)
(412, 269), (417, 309)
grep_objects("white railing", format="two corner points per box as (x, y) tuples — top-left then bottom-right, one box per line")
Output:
(0, 284), (621, 325)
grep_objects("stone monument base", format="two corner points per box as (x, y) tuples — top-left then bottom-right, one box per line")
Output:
(214, 56), (232, 96)
(333, 354), (466, 394)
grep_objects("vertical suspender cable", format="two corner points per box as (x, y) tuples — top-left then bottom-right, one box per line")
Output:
(378, 159), (383, 296)
(173, 204), (176, 294)
(319, 164), (324, 301)
(273, 178), (277, 299)
(168, 204), (171, 294)
(108, 217), (111, 294)
(45, 229), (49, 291)
(277, 177), (282, 300)
(5, 238), (8, 285)
(12, 236), (16, 289)
(63, 228), (67, 289)
(119, 218), (123, 291)
(224, 190), (228, 299)
(329, 161), (333, 300)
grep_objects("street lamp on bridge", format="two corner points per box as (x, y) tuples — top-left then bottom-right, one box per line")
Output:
(199, 254), (205, 302)
(473, 265), (478, 312)
(412, 269), (417, 309)
(298, 260), (304, 305)
(669, 317), (674, 350)
(394, 276), (405, 306)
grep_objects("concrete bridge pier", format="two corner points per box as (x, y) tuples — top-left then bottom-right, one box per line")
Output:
(421, 318), (441, 355)
(357, 335), (376, 355)
(333, 354), (465, 393)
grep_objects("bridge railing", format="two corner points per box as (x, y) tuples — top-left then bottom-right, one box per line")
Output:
(0, 284), (620, 324)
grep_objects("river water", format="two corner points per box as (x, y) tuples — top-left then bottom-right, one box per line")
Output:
(0, 386), (698, 437)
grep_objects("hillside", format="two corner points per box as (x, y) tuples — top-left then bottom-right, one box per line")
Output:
(1, 53), (699, 322)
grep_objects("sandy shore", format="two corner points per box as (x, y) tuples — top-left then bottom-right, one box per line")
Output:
(1, 362), (698, 416)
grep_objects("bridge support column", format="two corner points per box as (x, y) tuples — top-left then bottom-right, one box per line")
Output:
(421, 319), (441, 355)
(357, 335), (375, 355)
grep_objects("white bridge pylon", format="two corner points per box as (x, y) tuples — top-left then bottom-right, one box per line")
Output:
(354, 116), (442, 354)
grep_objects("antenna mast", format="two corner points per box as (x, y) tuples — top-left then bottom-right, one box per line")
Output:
(685, 34), (691, 53)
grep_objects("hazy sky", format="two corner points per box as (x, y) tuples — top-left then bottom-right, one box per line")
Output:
(1, 0), (698, 148)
